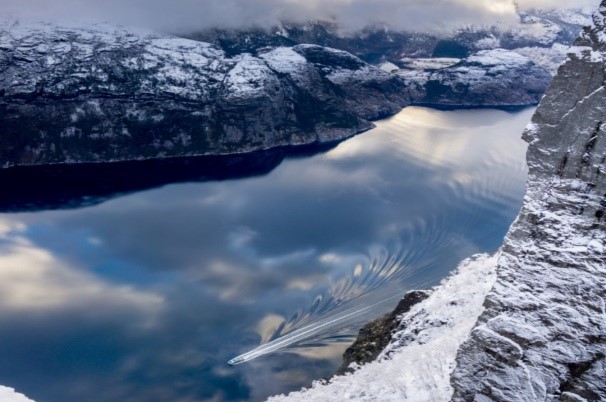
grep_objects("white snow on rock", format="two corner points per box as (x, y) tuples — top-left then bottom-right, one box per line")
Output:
(222, 54), (280, 99)
(268, 254), (498, 402)
(449, 3), (606, 398)
(379, 62), (399, 73)
(0, 387), (35, 402)
(465, 49), (531, 67)
(512, 43), (570, 75)
(399, 58), (461, 70)
(451, 178), (606, 401)
(259, 47), (308, 74)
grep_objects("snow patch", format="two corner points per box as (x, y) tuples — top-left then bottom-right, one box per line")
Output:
(259, 47), (308, 74)
(0, 387), (35, 402)
(465, 49), (531, 68)
(223, 54), (278, 98)
(512, 43), (570, 75)
(379, 62), (399, 73)
(399, 58), (460, 70)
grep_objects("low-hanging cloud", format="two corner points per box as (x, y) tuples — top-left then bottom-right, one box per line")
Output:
(0, 0), (598, 33)
(518, 0), (597, 9)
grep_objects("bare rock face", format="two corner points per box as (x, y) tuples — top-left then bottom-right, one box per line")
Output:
(0, 20), (409, 168)
(450, 3), (606, 401)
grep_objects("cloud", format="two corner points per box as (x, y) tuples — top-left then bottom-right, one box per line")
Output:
(0, 0), (587, 33)
(518, 0), (598, 9)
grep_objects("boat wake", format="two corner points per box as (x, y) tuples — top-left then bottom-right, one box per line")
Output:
(228, 215), (480, 365)
(228, 147), (526, 365)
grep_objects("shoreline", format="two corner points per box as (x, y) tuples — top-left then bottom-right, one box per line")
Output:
(0, 102), (537, 172)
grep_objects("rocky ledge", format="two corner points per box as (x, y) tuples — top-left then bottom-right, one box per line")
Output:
(0, 20), (408, 168)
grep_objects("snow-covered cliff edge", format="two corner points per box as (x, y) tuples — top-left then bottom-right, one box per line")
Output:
(451, 3), (606, 400)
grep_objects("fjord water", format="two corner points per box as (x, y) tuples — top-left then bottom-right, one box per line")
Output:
(0, 107), (531, 402)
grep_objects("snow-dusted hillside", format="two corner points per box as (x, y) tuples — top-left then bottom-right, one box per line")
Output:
(194, 8), (592, 109)
(194, 8), (592, 64)
(400, 49), (551, 107)
(0, 19), (408, 168)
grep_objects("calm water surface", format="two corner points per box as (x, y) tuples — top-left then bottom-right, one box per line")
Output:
(0, 107), (532, 401)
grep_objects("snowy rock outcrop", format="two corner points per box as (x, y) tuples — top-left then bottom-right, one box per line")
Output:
(451, 3), (606, 401)
(400, 49), (552, 108)
(0, 20), (408, 168)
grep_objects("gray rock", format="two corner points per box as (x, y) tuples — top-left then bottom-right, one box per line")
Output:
(450, 3), (606, 401)
(0, 20), (409, 168)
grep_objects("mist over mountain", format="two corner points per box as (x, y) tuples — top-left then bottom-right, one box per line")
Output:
(0, 0), (596, 33)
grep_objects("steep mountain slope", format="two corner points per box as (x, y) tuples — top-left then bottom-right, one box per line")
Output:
(451, 4), (606, 401)
(0, 20), (408, 168)
(271, 2), (605, 401)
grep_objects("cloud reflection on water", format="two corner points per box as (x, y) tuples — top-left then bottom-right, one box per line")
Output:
(0, 218), (163, 316)
(0, 107), (533, 401)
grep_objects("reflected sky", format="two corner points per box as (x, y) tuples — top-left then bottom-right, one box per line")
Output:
(0, 107), (532, 402)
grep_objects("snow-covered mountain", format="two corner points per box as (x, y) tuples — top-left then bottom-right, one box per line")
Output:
(0, 20), (408, 168)
(269, 3), (606, 401)
(0, 14), (558, 169)
(451, 6), (606, 400)
(191, 8), (593, 110)
(380, 8), (591, 105)
(1, 4), (603, 402)
(399, 49), (551, 108)
(191, 8), (591, 64)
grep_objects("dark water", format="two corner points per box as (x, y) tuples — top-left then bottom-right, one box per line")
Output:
(0, 107), (531, 402)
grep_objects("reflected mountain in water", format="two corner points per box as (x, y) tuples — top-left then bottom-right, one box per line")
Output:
(0, 142), (338, 213)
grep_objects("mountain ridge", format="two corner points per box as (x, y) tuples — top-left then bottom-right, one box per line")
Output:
(0, 19), (408, 168)
(0, 11), (576, 169)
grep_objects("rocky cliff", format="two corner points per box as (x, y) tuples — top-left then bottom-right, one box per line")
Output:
(451, 4), (606, 401)
(0, 20), (408, 168)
